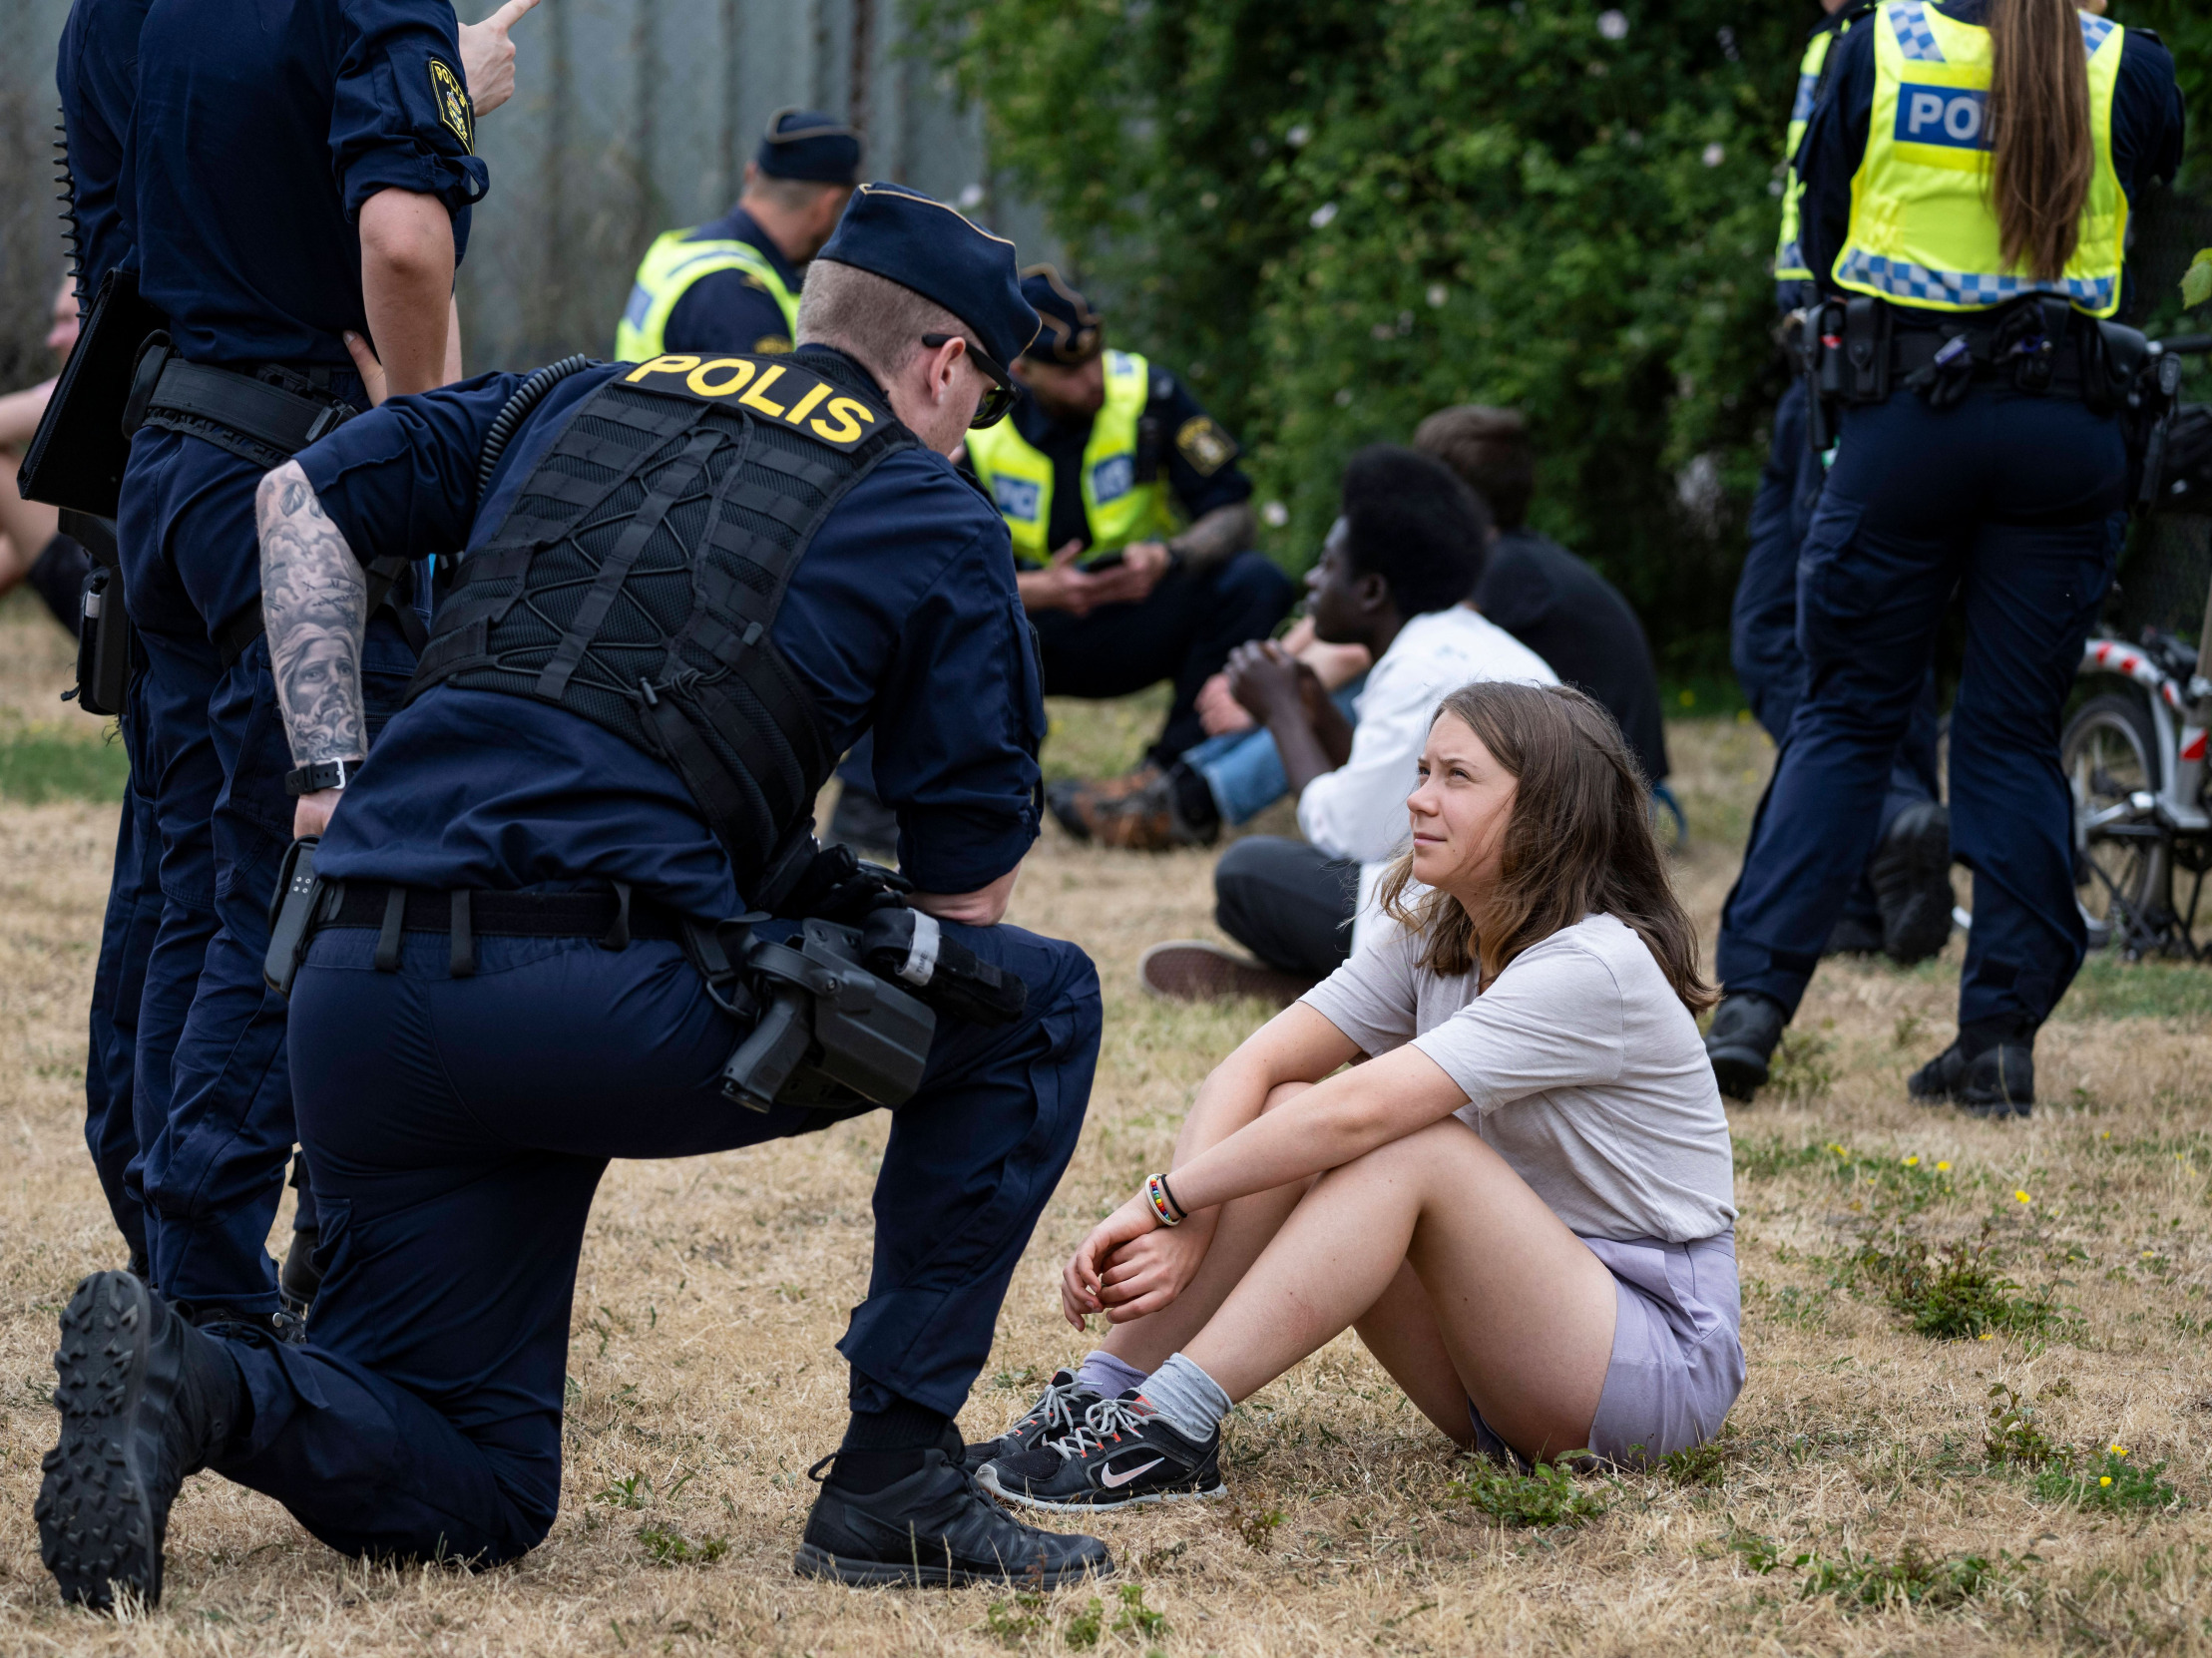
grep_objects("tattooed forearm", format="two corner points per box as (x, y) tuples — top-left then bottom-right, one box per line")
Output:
(256, 461), (368, 770)
(1167, 501), (1257, 577)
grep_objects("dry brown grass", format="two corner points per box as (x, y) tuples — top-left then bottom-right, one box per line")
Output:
(2, 647), (2210, 1655)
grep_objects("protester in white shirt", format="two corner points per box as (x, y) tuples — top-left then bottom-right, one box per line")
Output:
(1138, 446), (1554, 1003)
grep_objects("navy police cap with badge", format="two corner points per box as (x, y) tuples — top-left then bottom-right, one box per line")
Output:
(1018, 265), (1104, 365)
(814, 183), (1042, 374)
(756, 107), (861, 185)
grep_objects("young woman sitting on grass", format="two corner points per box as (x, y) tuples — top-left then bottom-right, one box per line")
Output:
(967, 681), (1742, 1507)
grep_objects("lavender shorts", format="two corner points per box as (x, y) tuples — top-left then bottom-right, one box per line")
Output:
(1469, 1231), (1743, 1467)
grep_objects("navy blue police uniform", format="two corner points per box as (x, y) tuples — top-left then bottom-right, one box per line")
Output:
(659, 112), (861, 357)
(32, 186), (1113, 1604)
(57, 0), (159, 1275)
(1711, 0), (2185, 1105)
(1730, 1), (1945, 960)
(120, 0), (485, 1328)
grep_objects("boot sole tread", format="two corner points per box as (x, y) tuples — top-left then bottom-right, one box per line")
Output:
(791, 1541), (1112, 1588)
(37, 1274), (164, 1610)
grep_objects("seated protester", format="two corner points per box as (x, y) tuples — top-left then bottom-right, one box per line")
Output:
(616, 108), (860, 362)
(35, 186), (1116, 1608)
(839, 266), (1289, 851)
(1135, 447), (1554, 1003)
(1411, 405), (1670, 793)
(968, 682), (1742, 1505)
(0, 276), (95, 631)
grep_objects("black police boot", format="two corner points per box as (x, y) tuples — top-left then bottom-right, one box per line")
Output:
(279, 1227), (322, 1324)
(36, 1271), (243, 1610)
(1822, 912), (1887, 957)
(826, 784), (900, 863)
(1869, 801), (1955, 966)
(1704, 993), (1788, 1100)
(1909, 1033), (2035, 1118)
(792, 1449), (1113, 1588)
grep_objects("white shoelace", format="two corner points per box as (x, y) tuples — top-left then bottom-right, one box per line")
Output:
(1043, 1396), (1150, 1461)
(1013, 1377), (1090, 1442)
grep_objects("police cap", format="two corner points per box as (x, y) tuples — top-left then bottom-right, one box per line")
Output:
(756, 107), (861, 185)
(815, 183), (1042, 370)
(1018, 265), (1104, 365)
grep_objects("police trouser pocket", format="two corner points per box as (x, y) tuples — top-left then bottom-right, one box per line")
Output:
(1793, 495), (1872, 661)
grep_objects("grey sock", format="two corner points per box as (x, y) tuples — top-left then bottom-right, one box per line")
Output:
(1076, 1350), (1146, 1399)
(1136, 1351), (1232, 1445)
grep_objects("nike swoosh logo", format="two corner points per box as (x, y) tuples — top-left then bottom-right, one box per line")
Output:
(1100, 1457), (1164, 1489)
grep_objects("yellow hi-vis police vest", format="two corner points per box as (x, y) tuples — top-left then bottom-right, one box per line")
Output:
(964, 350), (1183, 567)
(1832, 1), (2126, 317)
(615, 229), (800, 361)
(1775, 27), (1840, 285)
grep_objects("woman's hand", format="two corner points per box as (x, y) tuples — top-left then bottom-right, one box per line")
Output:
(1094, 1214), (1215, 1323)
(1061, 1193), (1159, 1329)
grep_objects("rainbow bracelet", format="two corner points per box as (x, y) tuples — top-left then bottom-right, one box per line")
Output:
(1144, 1172), (1184, 1227)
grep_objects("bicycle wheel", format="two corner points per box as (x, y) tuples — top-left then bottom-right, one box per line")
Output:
(2061, 691), (2166, 944)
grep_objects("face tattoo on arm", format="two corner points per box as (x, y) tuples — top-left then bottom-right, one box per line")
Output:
(256, 461), (369, 771)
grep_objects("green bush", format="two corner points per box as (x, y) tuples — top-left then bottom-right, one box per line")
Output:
(1450, 1453), (1607, 1527)
(921, 1), (2212, 677)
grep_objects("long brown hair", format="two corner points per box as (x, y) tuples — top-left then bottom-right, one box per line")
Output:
(1986, 0), (2093, 285)
(1377, 681), (1717, 1014)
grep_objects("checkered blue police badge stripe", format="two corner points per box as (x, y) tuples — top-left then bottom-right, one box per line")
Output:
(1837, 249), (2116, 312)
(1792, 70), (1821, 126)
(2079, 12), (2114, 55)
(1888, 1), (1946, 64)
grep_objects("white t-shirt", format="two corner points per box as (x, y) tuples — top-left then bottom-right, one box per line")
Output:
(1295, 606), (1557, 951)
(1300, 912), (1736, 1243)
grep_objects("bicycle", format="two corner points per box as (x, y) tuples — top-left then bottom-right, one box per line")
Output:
(2062, 332), (2212, 961)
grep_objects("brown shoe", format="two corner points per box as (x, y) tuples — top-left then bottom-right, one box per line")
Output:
(1138, 942), (1314, 1007)
(1046, 764), (1164, 843)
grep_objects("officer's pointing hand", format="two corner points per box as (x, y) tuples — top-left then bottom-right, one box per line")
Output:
(459, 0), (543, 119)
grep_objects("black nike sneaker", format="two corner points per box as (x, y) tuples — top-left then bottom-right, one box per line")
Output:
(793, 1449), (1112, 1588)
(1909, 1038), (2034, 1117)
(962, 1369), (1104, 1473)
(1703, 992), (1788, 1101)
(976, 1393), (1225, 1512)
(36, 1272), (240, 1610)
(1870, 801), (1955, 965)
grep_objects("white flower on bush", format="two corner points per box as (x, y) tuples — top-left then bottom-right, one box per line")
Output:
(1310, 202), (1338, 228)
(1262, 501), (1289, 529)
(1702, 142), (1726, 167)
(1597, 10), (1628, 40)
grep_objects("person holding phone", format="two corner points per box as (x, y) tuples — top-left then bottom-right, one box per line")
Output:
(826, 266), (1290, 854)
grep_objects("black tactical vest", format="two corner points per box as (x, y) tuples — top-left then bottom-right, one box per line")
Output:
(408, 351), (917, 893)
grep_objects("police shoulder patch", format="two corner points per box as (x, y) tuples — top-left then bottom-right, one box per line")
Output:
(429, 58), (473, 152)
(620, 355), (889, 451)
(1175, 416), (1236, 477)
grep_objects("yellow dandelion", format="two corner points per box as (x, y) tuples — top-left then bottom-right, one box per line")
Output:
(1829, 1143), (1846, 1156)
(2110, 1444), (2128, 1457)
(1904, 1155), (1921, 1167)
(2100, 1475), (2113, 1487)
(1979, 1332), (1995, 1341)
(1936, 1160), (1952, 1172)
(2101, 1131), (2111, 1140)
(2014, 1190), (2032, 1204)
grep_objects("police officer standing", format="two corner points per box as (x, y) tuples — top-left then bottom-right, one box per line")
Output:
(50, 0), (158, 1282)
(1731, 0), (1952, 969)
(118, 0), (506, 1340)
(617, 109), (861, 361)
(36, 185), (1113, 1603)
(1706, 0), (2184, 1112)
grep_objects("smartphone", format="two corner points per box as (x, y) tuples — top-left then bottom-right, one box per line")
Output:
(1079, 549), (1126, 573)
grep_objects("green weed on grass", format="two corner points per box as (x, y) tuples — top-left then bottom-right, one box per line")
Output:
(635, 1521), (727, 1565)
(0, 723), (128, 804)
(1734, 1138), (1958, 1217)
(2051, 954), (2212, 1024)
(1731, 1527), (2007, 1612)
(1764, 1031), (1837, 1103)
(1450, 1454), (1607, 1527)
(1848, 1235), (2073, 1341)
(2033, 1446), (2181, 1513)
(1984, 1385), (2068, 1468)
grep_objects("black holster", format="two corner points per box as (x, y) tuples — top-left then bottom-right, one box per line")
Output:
(1806, 297), (1892, 450)
(262, 838), (328, 1000)
(62, 510), (133, 718)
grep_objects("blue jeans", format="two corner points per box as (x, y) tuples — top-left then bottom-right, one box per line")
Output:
(1180, 675), (1367, 827)
(211, 917), (1101, 1565)
(1717, 385), (2125, 1031)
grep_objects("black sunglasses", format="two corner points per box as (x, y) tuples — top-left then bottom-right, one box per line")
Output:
(921, 332), (1019, 428)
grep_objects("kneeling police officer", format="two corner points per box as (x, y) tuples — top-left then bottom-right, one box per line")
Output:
(36, 185), (1112, 1603)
